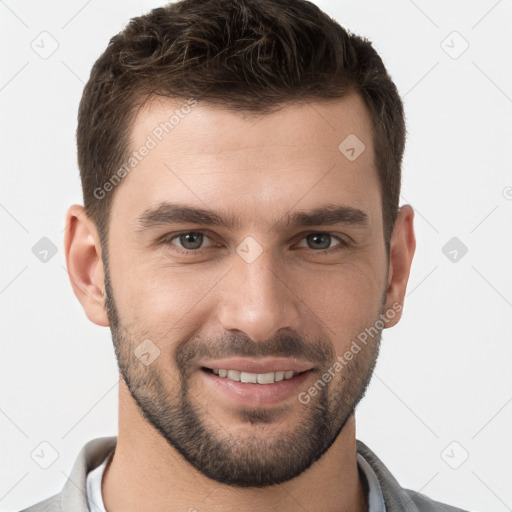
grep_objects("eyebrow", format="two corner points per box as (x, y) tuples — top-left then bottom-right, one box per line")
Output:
(134, 202), (370, 232)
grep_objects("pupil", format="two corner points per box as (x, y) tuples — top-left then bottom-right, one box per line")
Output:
(308, 233), (330, 249)
(180, 232), (203, 249)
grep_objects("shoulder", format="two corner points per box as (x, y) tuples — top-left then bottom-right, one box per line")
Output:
(403, 488), (471, 512)
(16, 436), (117, 512)
(356, 439), (471, 512)
(18, 493), (61, 512)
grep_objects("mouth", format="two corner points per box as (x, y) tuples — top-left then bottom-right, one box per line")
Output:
(199, 359), (315, 407)
(202, 367), (305, 384)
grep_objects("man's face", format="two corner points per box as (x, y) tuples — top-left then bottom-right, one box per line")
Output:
(103, 93), (390, 487)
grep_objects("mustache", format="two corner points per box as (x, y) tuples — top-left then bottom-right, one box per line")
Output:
(175, 331), (335, 372)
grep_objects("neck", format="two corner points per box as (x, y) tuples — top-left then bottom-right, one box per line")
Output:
(102, 380), (367, 512)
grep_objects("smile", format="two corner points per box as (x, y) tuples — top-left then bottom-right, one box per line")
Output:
(205, 368), (299, 384)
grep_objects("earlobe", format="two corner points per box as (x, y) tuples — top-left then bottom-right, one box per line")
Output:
(63, 204), (110, 327)
(383, 205), (416, 328)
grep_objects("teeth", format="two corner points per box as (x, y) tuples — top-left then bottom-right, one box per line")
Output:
(240, 371), (257, 383)
(257, 372), (275, 384)
(227, 370), (241, 381)
(274, 371), (285, 382)
(210, 368), (298, 384)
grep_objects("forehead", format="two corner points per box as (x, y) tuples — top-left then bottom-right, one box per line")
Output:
(110, 93), (380, 230)
(131, 93), (375, 159)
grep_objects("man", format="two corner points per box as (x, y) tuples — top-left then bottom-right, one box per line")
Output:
(21, 0), (469, 510)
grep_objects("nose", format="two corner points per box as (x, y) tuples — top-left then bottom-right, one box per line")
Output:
(218, 248), (302, 342)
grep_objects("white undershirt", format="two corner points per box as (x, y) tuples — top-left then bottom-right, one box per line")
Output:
(86, 450), (386, 511)
(86, 449), (113, 512)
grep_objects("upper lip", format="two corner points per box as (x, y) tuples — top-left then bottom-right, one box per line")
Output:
(200, 357), (315, 374)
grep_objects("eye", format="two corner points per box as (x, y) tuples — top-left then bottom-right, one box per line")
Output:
(295, 232), (346, 251)
(165, 231), (216, 252)
(160, 230), (349, 256)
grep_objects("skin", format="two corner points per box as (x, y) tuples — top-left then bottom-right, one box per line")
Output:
(64, 91), (415, 512)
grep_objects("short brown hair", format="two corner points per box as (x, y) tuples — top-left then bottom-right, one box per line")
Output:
(77, 0), (405, 253)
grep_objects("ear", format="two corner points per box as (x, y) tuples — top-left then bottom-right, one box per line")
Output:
(383, 205), (416, 328)
(63, 204), (110, 327)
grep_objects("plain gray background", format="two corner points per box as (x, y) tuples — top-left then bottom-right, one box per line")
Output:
(1, 1), (511, 511)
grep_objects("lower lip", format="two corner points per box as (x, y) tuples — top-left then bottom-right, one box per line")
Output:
(200, 368), (313, 407)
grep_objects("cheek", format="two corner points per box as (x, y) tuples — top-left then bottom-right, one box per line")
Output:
(293, 258), (385, 334)
(110, 234), (387, 344)
(113, 259), (225, 336)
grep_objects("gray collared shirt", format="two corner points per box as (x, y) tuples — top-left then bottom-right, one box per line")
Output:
(19, 436), (470, 512)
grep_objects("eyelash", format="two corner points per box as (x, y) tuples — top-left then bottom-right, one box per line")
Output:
(160, 230), (350, 255)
